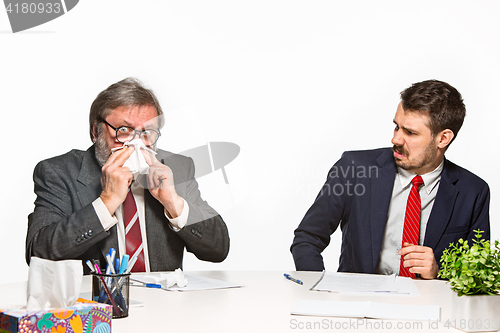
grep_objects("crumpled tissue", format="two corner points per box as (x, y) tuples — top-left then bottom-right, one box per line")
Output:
(26, 257), (83, 311)
(137, 268), (188, 288)
(160, 268), (188, 288)
(112, 138), (157, 177)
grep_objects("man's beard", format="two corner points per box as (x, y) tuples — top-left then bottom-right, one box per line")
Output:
(392, 142), (437, 172)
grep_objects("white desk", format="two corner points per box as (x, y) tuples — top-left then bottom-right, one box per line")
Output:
(1, 271), (462, 332)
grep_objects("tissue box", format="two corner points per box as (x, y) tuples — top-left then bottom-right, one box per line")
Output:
(0, 298), (112, 333)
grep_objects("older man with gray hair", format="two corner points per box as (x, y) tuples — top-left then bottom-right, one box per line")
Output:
(26, 78), (229, 273)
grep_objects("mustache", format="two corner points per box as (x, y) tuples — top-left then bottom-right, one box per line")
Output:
(392, 145), (408, 156)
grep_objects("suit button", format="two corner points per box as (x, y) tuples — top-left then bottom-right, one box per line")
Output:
(84, 232), (89, 239)
(88, 230), (93, 236)
(76, 236), (81, 243)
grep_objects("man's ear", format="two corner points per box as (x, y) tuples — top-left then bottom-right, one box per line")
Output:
(436, 129), (454, 149)
(91, 122), (98, 143)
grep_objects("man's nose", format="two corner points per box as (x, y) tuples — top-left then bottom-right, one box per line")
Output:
(391, 130), (403, 146)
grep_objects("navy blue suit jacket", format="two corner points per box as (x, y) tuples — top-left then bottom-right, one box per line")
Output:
(291, 148), (490, 273)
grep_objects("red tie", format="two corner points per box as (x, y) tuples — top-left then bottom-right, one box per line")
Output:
(124, 190), (146, 272)
(399, 175), (424, 278)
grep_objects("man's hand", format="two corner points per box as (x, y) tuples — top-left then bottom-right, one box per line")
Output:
(100, 146), (135, 215)
(399, 242), (439, 279)
(142, 150), (184, 221)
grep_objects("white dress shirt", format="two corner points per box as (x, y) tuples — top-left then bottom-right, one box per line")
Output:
(375, 161), (443, 275)
(92, 180), (189, 272)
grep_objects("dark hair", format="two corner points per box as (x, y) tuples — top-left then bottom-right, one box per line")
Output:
(89, 77), (164, 142)
(400, 79), (465, 145)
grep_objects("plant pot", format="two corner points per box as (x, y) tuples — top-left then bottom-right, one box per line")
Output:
(450, 291), (500, 332)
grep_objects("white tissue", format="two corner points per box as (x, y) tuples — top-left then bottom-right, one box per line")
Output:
(112, 139), (157, 177)
(160, 268), (188, 288)
(132, 269), (188, 288)
(26, 257), (83, 311)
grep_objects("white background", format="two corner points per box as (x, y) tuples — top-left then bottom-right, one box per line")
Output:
(0, 1), (498, 284)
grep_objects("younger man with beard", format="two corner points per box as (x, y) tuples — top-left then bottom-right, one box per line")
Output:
(291, 79), (490, 279)
(26, 78), (229, 273)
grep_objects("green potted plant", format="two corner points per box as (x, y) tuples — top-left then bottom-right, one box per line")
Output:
(438, 230), (500, 332)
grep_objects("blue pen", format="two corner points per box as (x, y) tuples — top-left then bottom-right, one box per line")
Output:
(131, 279), (162, 288)
(116, 254), (130, 290)
(110, 248), (116, 267)
(100, 255), (127, 314)
(105, 249), (112, 275)
(105, 254), (116, 274)
(284, 273), (303, 285)
(107, 248), (116, 273)
(145, 283), (162, 288)
(115, 258), (120, 273)
(119, 254), (129, 274)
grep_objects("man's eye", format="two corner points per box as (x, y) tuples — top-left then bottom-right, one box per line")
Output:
(118, 127), (130, 133)
(143, 129), (152, 136)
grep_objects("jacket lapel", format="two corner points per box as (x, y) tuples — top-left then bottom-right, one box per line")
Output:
(76, 145), (118, 260)
(76, 146), (102, 206)
(423, 159), (459, 250)
(370, 149), (397, 270)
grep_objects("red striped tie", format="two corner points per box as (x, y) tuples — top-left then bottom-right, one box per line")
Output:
(124, 190), (146, 272)
(399, 175), (424, 278)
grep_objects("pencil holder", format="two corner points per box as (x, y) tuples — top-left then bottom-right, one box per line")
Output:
(91, 272), (131, 318)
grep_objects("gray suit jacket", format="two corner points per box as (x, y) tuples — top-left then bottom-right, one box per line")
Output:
(26, 145), (229, 274)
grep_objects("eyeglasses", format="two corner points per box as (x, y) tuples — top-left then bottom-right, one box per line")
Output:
(102, 119), (161, 146)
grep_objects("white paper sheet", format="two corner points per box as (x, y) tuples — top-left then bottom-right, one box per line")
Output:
(311, 271), (419, 296)
(366, 301), (440, 321)
(131, 272), (242, 291)
(292, 300), (440, 321)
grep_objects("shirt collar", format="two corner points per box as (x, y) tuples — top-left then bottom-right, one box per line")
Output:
(397, 160), (444, 195)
